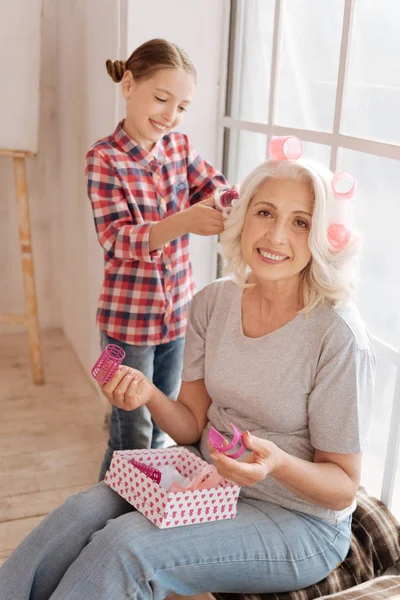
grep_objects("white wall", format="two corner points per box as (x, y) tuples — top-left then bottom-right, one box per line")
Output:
(0, 0), (60, 335)
(57, 0), (119, 374)
(0, 0), (42, 152)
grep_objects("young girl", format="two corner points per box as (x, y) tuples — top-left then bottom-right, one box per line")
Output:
(86, 38), (228, 479)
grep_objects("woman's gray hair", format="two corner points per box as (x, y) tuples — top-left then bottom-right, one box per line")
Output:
(220, 159), (360, 313)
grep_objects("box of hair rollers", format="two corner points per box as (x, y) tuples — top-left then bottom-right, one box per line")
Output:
(104, 447), (240, 529)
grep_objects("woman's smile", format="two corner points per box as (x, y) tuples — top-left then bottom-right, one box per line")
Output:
(257, 247), (290, 264)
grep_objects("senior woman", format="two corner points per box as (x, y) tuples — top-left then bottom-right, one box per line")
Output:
(0, 156), (376, 600)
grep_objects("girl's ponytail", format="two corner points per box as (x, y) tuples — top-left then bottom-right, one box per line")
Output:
(105, 59), (126, 83)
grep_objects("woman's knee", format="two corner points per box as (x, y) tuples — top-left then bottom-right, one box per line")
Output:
(88, 511), (157, 569)
(62, 482), (132, 526)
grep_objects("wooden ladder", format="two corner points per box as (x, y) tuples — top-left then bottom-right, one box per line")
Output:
(0, 148), (44, 384)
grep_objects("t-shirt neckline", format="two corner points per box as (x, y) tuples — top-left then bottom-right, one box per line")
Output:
(236, 285), (302, 341)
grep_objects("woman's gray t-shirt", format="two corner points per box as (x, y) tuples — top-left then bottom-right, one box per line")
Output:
(182, 278), (376, 523)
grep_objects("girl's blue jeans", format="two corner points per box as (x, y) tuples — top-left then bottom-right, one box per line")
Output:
(0, 477), (352, 600)
(99, 332), (185, 480)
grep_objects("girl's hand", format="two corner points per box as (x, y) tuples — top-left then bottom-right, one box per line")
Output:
(183, 196), (225, 236)
(209, 431), (283, 487)
(99, 366), (155, 411)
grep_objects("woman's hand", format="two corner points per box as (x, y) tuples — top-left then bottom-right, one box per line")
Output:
(99, 366), (155, 411)
(209, 431), (283, 487)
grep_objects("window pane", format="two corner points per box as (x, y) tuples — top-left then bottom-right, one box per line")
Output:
(301, 142), (331, 167)
(361, 359), (397, 500)
(227, 0), (275, 122)
(225, 129), (267, 185)
(275, 0), (344, 132)
(342, 0), (400, 144)
(338, 149), (400, 349)
(391, 447), (400, 521)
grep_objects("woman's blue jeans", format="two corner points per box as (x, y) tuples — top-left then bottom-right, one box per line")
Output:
(99, 333), (185, 480)
(0, 479), (352, 600)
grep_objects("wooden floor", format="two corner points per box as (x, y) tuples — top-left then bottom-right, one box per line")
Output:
(0, 328), (108, 566)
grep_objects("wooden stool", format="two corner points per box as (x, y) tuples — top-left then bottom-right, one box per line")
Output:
(0, 149), (44, 384)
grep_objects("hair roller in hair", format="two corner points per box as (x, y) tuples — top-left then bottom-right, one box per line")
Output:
(268, 136), (303, 160)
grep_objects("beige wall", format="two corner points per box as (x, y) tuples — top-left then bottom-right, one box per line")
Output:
(1, 0), (228, 381)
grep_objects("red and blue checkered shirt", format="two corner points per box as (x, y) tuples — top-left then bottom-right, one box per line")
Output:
(86, 121), (227, 345)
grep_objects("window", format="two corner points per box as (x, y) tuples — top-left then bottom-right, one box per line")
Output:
(222, 0), (400, 516)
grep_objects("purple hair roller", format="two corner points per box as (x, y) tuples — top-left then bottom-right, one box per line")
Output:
(128, 458), (161, 484)
(91, 343), (126, 383)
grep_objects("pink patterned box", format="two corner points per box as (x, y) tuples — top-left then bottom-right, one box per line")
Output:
(104, 447), (240, 529)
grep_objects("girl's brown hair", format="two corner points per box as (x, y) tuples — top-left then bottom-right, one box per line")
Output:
(106, 38), (197, 84)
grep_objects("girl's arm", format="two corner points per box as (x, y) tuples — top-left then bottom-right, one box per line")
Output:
(149, 197), (224, 251)
(100, 368), (211, 445)
(184, 135), (229, 204)
(86, 148), (161, 263)
(86, 148), (224, 258)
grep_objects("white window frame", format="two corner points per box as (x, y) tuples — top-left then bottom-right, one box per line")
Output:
(217, 0), (400, 509)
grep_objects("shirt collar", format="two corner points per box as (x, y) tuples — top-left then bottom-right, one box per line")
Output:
(113, 120), (165, 168)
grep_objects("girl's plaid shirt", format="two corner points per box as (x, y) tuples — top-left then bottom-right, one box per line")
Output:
(86, 121), (227, 345)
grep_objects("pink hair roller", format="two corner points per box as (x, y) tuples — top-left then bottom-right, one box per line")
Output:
(208, 423), (246, 459)
(214, 188), (239, 217)
(331, 172), (357, 200)
(128, 458), (161, 484)
(327, 224), (351, 252)
(268, 136), (303, 160)
(327, 171), (357, 251)
(91, 343), (126, 383)
(167, 464), (223, 493)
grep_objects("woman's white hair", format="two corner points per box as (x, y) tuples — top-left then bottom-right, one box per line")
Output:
(220, 159), (360, 313)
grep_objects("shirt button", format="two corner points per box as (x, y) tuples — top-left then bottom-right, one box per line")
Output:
(159, 197), (165, 204)
(166, 285), (172, 292)
(154, 173), (161, 182)
(164, 243), (169, 249)
(165, 264), (171, 271)
(166, 306), (172, 314)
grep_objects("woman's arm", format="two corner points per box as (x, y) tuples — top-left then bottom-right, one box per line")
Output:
(272, 446), (361, 510)
(100, 367), (211, 445)
(147, 379), (211, 444)
(210, 432), (361, 511)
